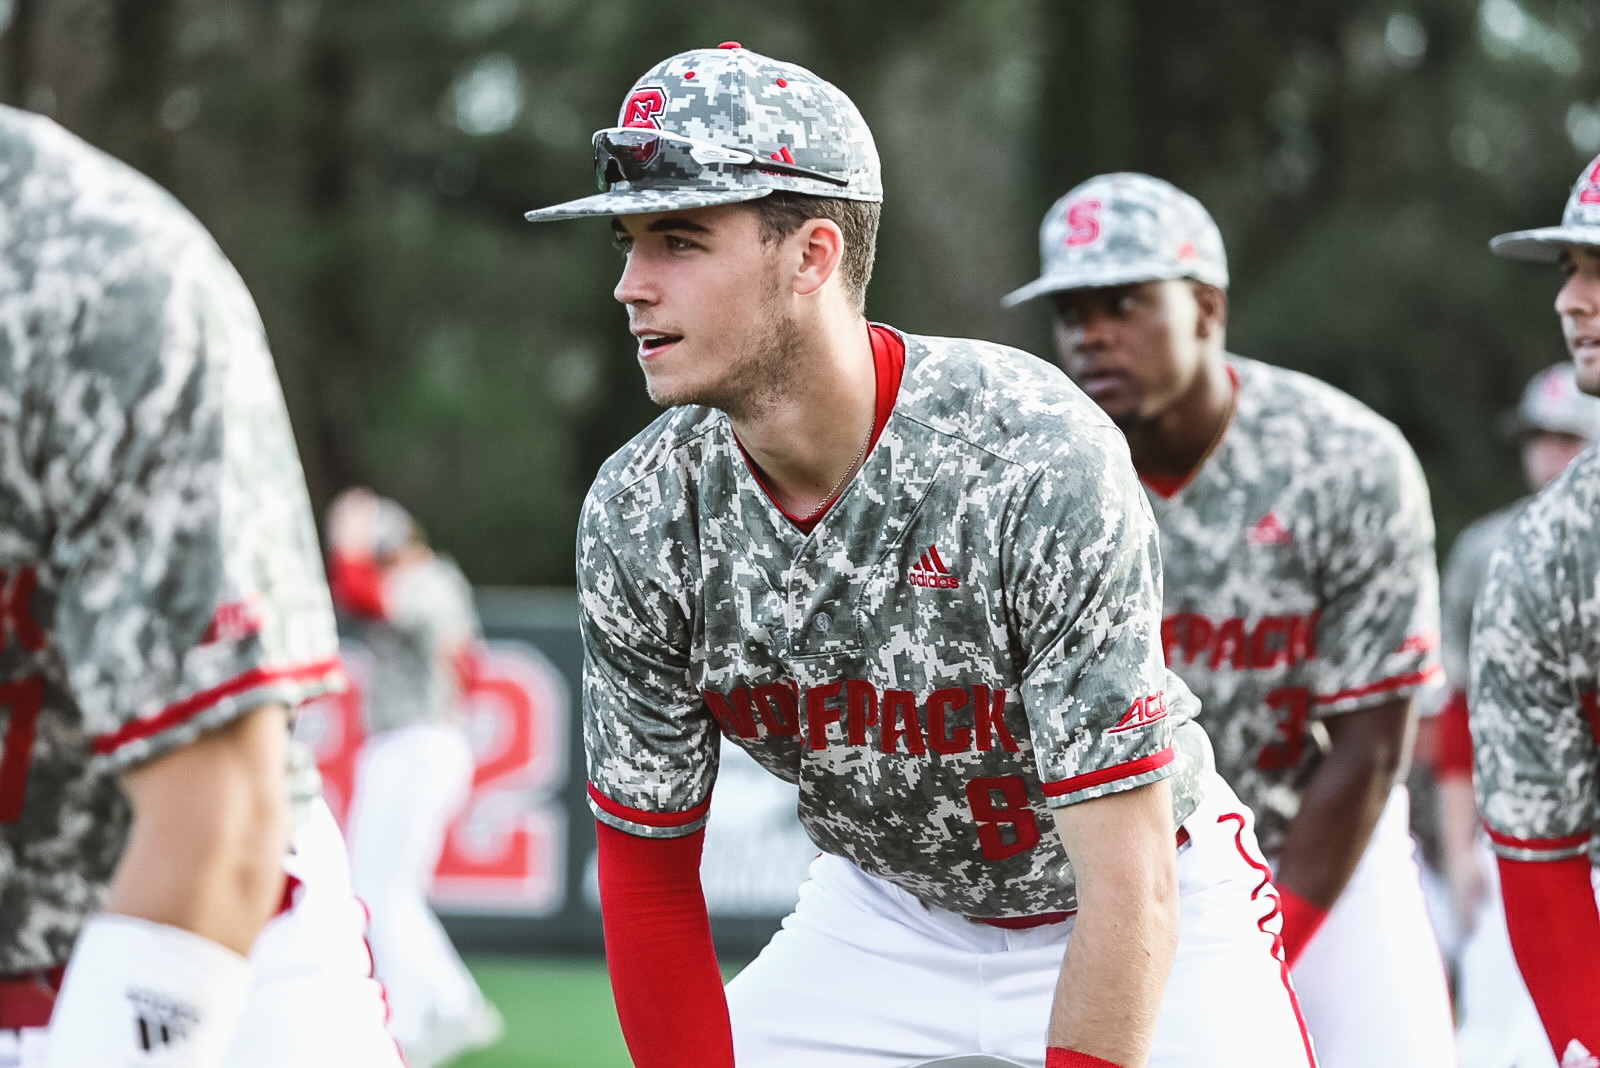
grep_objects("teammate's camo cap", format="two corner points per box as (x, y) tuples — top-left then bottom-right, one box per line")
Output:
(1490, 153), (1600, 261)
(523, 43), (882, 223)
(1508, 362), (1600, 438)
(1002, 172), (1228, 307)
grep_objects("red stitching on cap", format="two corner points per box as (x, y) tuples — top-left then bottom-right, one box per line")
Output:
(718, 41), (741, 49)
(684, 71), (695, 79)
(777, 78), (788, 87)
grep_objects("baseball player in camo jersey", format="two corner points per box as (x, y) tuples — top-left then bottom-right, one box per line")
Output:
(1469, 153), (1600, 1068)
(325, 488), (502, 1067)
(1006, 173), (1455, 1068)
(525, 43), (1314, 1068)
(0, 106), (401, 1066)
(1438, 363), (1600, 1068)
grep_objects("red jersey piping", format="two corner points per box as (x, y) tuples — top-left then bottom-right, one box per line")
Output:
(1484, 825), (1593, 855)
(92, 658), (345, 755)
(1313, 665), (1443, 707)
(588, 782), (714, 830)
(1042, 746), (1175, 797)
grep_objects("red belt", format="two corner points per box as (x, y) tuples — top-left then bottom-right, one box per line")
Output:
(969, 826), (1192, 931)
(0, 966), (65, 1030)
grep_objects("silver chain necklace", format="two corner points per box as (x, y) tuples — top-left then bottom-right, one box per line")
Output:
(798, 416), (875, 523)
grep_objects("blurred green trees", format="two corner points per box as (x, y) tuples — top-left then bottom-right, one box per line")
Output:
(3, 0), (1596, 583)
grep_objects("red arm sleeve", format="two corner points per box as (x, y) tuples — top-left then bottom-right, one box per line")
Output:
(596, 820), (734, 1068)
(1497, 853), (1600, 1062)
(326, 551), (387, 619)
(1432, 689), (1475, 781)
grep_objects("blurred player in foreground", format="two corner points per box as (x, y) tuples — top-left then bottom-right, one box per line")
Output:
(325, 488), (502, 1067)
(1437, 363), (1599, 1068)
(1006, 173), (1454, 1068)
(0, 105), (400, 1066)
(1469, 153), (1600, 1068)
(525, 43), (1314, 1068)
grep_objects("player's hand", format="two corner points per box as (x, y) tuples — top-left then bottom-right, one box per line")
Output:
(327, 487), (380, 556)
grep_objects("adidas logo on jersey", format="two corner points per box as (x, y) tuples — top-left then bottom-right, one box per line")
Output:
(910, 545), (960, 589)
(1247, 510), (1293, 547)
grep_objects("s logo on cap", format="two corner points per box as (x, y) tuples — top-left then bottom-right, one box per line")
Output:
(1064, 199), (1103, 248)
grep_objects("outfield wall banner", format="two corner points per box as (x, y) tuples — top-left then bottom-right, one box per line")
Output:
(294, 587), (813, 958)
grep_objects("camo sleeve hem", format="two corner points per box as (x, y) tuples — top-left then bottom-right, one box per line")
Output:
(90, 657), (344, 771)
(587, 782), (713, 839)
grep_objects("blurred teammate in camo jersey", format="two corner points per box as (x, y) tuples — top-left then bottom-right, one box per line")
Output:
(325, 488), (502, 1068)
(0, 105), (400, 1067)
(1468, 153), (1600, 1068)
(1007, 172), (1456, 1068)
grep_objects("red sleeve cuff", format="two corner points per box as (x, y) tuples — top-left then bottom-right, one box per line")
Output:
(1277, 886), (1331, 968)
(1047, 1048), (1124, 1068)
(1432, 689), (1474, 779)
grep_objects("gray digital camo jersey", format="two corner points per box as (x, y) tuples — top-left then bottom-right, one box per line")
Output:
(579, 329), (1212, 918)
(1470, 443), (1600, 866)
(1439, 502), (1523, 690)
(359, 554), (480, 733)
(0, 108), (342, 972)
(1150, 356), (1441, 857)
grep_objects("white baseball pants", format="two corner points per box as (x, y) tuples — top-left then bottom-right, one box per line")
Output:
(1286, 785), (1457, 1068)
(725, 773), (1317, 1067)
(345, 722), (485, 1053)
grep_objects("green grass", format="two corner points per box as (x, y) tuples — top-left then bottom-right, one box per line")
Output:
(451, 957), (747, 1067)
(452, 957), (630, 1068)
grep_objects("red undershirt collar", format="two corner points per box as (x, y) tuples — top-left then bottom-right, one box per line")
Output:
(739, 323), (906, 533)
(1139, 362), (1240, 500)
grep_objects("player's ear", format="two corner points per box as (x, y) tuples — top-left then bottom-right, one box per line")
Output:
(791, 218), (845, 299)
(1192, 282), (1228, 340)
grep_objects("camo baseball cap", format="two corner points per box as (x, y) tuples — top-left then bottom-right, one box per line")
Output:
(1490, 153), (1600, 261)
(1002, 173), (1228, 307)
(524, 43), (881, 223)
(1508, 362), (1600, 438)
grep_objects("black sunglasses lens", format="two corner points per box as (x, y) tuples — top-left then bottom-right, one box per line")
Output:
(595, 131), (666, 189)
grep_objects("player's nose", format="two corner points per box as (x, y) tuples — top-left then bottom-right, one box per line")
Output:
(613, 249), (656, 307)
(1556, 270), (1599, 321)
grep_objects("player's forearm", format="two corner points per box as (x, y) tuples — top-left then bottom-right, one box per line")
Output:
(1274, 746), (1394, 907)
(108, 704), (290, 955)
(1497, 853), (1600, 1062)
(1047, 856), (1177, 1066)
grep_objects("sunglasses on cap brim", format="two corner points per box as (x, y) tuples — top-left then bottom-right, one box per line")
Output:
(592, 127), (849, 192)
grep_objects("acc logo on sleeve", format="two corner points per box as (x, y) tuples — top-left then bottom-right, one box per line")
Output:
(1107, 691), (1168, 734)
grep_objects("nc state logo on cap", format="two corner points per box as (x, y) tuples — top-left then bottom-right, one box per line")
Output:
(620, 86), (666, 130)
(1581, 158), (1600, 206)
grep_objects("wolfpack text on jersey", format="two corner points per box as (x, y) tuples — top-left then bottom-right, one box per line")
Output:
(579, 330), (1210, 917)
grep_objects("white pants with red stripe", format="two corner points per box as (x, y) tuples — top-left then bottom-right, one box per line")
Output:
(1285, 786), (1457, 1068)
(0, 796), (402, 1068)
(725, 772), (1316, 1068)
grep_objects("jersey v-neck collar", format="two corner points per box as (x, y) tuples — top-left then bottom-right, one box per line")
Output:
(738, 323), (906, 533)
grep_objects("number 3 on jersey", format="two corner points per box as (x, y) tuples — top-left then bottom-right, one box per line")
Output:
(966, 775), (1041, 861)
(0, 676), (45, 824)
